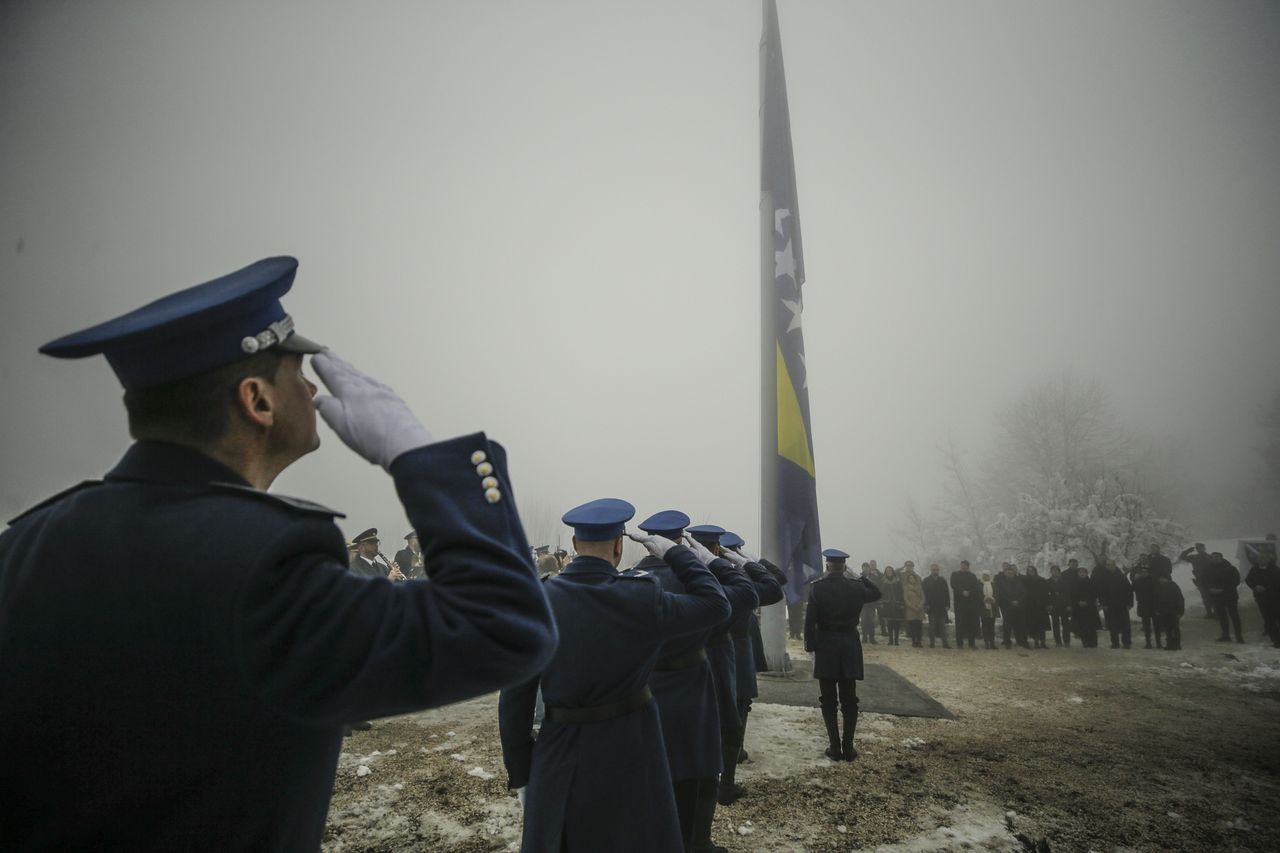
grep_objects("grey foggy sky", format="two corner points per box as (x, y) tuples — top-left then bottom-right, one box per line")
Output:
(2, 1), (1278, 560)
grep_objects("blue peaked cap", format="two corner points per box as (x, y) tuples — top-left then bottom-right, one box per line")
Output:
(822, 548), (850, 561)
(562, 498), (635, 541)
(686, 524), (726, 546)
(39, 256), (323, 390)
(638, 509), (690, 538)
(720, 532), (745, 549)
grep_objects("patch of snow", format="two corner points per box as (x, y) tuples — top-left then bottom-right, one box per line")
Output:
(355, 765), (371, 777)
(871, 801), (1023, 852)
(449, 753), (467, 762)
(837, 824), (847, 833)
(1066, 695), (1084, 704)
(468, 766), (495, 780)
(900, 737), (927, 749)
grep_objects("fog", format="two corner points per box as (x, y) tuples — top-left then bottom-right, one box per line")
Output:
(2, 1), (1277, 559)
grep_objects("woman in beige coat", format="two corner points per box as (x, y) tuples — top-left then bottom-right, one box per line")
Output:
(901, 562), (926, 647)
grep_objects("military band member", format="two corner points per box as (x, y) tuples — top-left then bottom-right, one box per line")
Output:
(498, 499), (730, 853)
(534, 545), (560, 578)
(0, 256), (556, 850)
(394, 530), (426, 579)
(804, 548), (882, 761)
(350, 528), (399, 579)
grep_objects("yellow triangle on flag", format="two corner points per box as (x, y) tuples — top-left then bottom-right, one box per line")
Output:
(776, 340), (816, 477)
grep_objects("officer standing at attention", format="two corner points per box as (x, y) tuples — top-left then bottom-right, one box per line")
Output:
(498, 500), (730, 853)
(804, 548), (882, 761)
(714, 531), (784, 806)
(0, 257), (557, 851)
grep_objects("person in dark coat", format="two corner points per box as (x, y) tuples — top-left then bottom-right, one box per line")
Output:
(714, 534), (783, 805)
(860, 561), (883, 644)
(1070, 565), (1102, 647)
(1154, 575), (1185, 650)
(994, 563), (1030, 649)
(1245, 553), (1280, 648)
(805, 549), (882, 761)
(499, 501), (731, 853)
(684, 524), (759, 849)
(922, 563), (952, 648)
(1130, 564), (1162, 648)
(950, 560), (982, 649)
(1205, 552), (1244, 643)
(631, 510), (735, 850)
(1096, 559), (1134, 649)
(394, 530), (427, 579)
(0, 260), (558, 852)
(880, 566), (905, 645)
(1022, 565), (1050, 648)
(1047, 564), (1071, 646)
(1146, 543), (1173, 581)
(1179, 543), (1217, 619)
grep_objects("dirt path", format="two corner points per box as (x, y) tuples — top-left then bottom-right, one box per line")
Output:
(324, 611), (1280, 852)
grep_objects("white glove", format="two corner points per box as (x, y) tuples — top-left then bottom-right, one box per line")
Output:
(311, 351), (432, 469)
(739, 547), (761, 563)
(627, 531), (678, 559)
(683, 536), (718, 566)
(516, 787), (526, 808)
(719, 548), (748, 568)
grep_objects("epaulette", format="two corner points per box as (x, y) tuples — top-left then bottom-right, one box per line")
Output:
(619, 568), (655, 580)
(7, 480), (105, 526)
(209, 482), (346, 518)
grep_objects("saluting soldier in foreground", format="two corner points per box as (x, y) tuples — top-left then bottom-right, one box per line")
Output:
(804, 548), (882, 761)
(0, 257), (557, 851)
(498, 500), (730, 853)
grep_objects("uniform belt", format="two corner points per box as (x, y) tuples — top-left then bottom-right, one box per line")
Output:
(730, 627), (750, 640)
(651, 648), (707, 672)
(706, 632), (731, 648)
(544, 686), (653, 724)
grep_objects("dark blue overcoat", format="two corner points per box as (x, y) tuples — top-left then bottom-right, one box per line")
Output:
(731, 560), (785, 700)
(705, 557), (759, 731)
(0, 437), (556, 851)
(804, 573), (882, 680)
(499, 546), (729, 852)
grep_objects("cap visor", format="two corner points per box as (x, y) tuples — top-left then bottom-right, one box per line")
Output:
(278, 332), (325, 354)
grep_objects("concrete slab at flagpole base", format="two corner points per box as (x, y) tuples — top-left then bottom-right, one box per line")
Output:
(756, 661), (955, 720)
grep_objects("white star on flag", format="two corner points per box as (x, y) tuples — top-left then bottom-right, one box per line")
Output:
(775, 239), (796, 281)
(775, 208), (791, 237)
(781, 297), (803, 334)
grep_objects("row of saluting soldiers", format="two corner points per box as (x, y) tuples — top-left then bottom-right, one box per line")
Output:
(494, 502), (787, 853)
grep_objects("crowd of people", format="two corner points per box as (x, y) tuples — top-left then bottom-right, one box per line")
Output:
(798, 539), (1280, 653)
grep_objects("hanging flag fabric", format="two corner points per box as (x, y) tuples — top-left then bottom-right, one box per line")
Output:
(761, 0), (821, 605)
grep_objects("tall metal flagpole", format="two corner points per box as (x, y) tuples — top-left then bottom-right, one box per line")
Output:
(759, 0), (822, 673)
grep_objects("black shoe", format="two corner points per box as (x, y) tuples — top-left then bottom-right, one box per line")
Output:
(716, 782), (745, 806)
(825, 746), (842, 761)
(842, 745), (858, 761)
(738, 747), (749, 763)
(350, 720), (372, 731)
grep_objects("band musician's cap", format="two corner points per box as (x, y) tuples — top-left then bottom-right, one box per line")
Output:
(686, 524), (726, 547)
(638, 510), (690, 540)
(561, 498), (634, 541)
(405, 531), (418, 540)
(353, 528), (380, 544)
(38, 256), (324, 390)
(821, 548), (850, 562)
(720, 532), (745, 549)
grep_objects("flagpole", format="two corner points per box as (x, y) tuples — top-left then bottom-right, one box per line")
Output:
(758, 0), (787, 673)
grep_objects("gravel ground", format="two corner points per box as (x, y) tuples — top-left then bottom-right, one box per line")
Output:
(324, 606), (1280, 852)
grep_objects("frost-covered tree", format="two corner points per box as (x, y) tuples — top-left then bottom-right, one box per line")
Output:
(900, 373), (1185, 569)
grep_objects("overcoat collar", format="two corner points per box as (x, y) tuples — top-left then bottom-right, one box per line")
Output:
(560, 555), (619, 577)
(106, 440), (251, 488)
